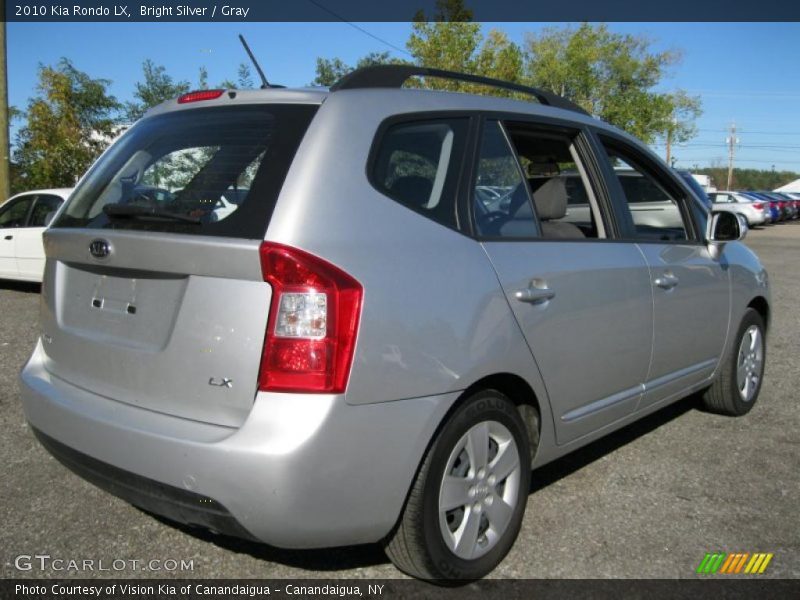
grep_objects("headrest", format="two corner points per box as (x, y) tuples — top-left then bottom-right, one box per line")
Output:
(532, 178), (568, 221)
(390, 176), (433, 208)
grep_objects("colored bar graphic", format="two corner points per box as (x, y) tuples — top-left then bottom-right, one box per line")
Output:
(734, 553), (749, 573)
(719, 553), (735, 573)
(758, 553), (773, 574)
(699, 552), (774, 575)
(697, 553), (712, 573)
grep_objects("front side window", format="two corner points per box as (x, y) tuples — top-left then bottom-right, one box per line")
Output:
(0, 196), (35, 228)
(506, 125), (603, 240)
(372, 118), (467, 229)
(600, 141), (691, 242)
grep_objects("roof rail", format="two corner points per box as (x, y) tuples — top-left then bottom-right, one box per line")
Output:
(330, 65), (590, 116)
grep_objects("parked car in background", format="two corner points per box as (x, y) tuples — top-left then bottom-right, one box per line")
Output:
(772, 192), (800, 219)
(758, 191), (797, 220)
(743, 192), (781, 222)
(18, 66), (770, 581)
(0, 188), (72, 282)
(708, 191), (768, 227)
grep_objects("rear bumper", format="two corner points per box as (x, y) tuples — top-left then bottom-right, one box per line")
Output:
(19, 340), (457, 548)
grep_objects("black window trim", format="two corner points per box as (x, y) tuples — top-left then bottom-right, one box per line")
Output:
(591, 128), (704, 245)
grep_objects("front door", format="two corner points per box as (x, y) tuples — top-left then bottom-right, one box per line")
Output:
(595, 137), (729, 408)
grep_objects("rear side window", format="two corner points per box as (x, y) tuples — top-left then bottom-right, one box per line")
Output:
(371, 118), (468, 229)
(54, 105), (317, 239)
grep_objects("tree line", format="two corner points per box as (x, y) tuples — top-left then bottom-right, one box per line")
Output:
(8, 3), (796, 194)
(694, 168), (800, 192)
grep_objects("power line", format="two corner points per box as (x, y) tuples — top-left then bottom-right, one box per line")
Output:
(305, 0), (413, 58)
(698, 128), (800, 136)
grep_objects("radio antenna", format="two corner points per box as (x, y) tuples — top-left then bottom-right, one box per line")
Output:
(238, 34), (271, 89)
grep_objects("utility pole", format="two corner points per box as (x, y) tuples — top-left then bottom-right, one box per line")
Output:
(0, 20), (10, 200)
(726, 122), (739, 191)
(665, 127), (672, 165)
(665, 117), (677, 165)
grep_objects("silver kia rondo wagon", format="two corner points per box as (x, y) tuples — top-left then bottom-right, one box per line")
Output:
(19, 66), (769, 580)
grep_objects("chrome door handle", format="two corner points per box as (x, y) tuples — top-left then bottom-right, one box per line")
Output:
(515, 286), (556, 304)
(654, 274), (679, 290)
(3, 235), (12, 240)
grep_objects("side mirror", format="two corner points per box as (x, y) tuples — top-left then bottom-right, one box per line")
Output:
(43, 211), (57, 227)
(707, 210), (746, 244)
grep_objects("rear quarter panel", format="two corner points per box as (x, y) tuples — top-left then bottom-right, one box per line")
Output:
(263, 91), (556, 437)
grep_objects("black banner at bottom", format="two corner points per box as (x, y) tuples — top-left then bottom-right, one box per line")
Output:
(2, 579), (799, 600)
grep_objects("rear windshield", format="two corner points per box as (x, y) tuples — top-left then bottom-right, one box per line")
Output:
(54, 104), (318, 239)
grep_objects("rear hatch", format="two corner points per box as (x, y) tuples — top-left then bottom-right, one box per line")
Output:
(41, 101), (318, 427)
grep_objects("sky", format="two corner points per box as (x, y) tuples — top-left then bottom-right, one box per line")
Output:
(7, 21), (800, 175)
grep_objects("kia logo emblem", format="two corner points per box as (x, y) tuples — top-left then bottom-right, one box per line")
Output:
(89, 239), (111, 259)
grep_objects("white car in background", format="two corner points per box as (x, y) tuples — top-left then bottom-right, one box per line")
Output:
(0, 188), (72, 282)
(708, 191), (769, 227)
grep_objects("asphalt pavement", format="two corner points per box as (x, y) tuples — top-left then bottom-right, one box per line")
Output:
(2, 223), (798, 580)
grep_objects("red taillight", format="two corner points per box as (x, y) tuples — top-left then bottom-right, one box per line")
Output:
(752, 202), (764, 210)
(258, 242), (362, 394)
(177, 89), (225, 104)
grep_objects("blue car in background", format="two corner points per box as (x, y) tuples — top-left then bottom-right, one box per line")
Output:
(742, 192), (780, 222)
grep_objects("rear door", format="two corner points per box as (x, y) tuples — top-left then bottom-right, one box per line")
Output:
(15, 194), (63, 280)
(594, 134), (729, 408)
(0, 194), (36, 279)
(475, 118), (653, 445)
(42, 103), (317, 427)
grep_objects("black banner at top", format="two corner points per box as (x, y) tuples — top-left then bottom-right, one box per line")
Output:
(4, 0), (800, 22)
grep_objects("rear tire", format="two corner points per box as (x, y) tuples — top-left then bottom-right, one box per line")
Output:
(702, 308), (766, 416)
(385, 390), (533, 581)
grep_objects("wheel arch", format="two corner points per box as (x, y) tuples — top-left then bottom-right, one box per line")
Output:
(455, 373), (543, 463)
(748, 295), (770, 332)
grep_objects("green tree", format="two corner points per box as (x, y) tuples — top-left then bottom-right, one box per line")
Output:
(312, 52), (407, 87)
(659, 90), (703, 164)
(197, 66), (209, 90)
(405, 0), (523, 97)
(124, 59), (190, 122)
(312, 57), (350, 87)
(694, 167), (799, 192)
(13, 58), (120, 191)
(524, 23), (683, 142)
(237, 63), (254, 89)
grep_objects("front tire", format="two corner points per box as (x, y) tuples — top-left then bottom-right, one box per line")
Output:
(702, 308), (766, 416)
(385, 390), (533, 581)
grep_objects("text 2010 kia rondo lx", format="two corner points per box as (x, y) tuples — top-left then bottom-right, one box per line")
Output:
(20, 66), (769, 581)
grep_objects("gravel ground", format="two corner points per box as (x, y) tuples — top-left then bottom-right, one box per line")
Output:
(2, 224), (798, 581)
